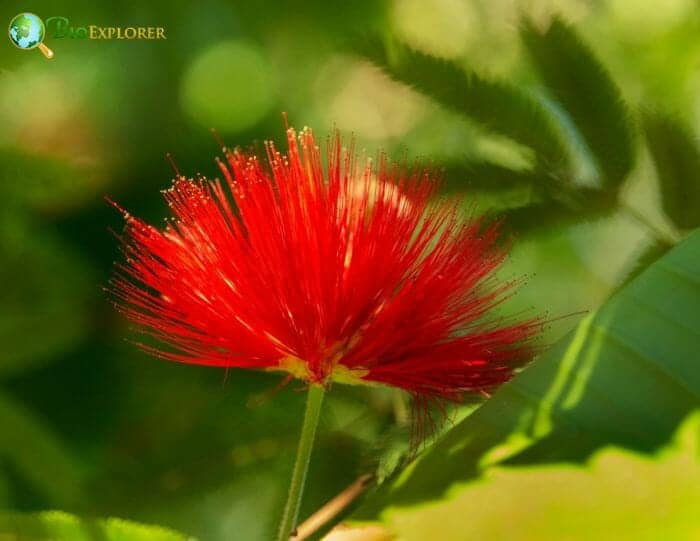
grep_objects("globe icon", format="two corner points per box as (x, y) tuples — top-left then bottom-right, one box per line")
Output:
(8, 12), (53, 58)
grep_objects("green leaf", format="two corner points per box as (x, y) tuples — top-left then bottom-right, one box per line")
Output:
(0, 391), (82, 506)
(619, 239), (673, 287)
(355, 228), (700, 515)
(0, 511), (192, 540)
(642, 111), (700, 230)
(376, 411), (700, 540)
(356, 38), (570, 173)
(521, 18), (634, 187)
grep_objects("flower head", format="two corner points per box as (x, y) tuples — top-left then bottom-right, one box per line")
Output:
(110, 126), (541, 400)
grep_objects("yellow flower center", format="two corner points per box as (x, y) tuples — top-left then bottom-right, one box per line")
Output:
(269, 356), (369, 385)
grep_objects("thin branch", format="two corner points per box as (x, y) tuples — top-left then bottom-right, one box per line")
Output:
(293, 474), (375, 540)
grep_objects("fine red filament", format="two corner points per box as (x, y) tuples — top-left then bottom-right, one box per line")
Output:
(110, 126), (541, 401)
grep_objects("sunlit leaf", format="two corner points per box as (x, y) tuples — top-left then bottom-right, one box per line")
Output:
(0, 510), (192, 540)
(521, 18), (634, 187)
(354, 228), (699, 514)
(642, 110), (700, 230)
(376, 411), (700, 540)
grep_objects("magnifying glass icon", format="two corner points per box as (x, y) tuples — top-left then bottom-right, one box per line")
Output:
(8, 13), (54, 59)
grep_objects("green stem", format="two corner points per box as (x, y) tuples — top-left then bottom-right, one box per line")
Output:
(277, 383), (325, 541)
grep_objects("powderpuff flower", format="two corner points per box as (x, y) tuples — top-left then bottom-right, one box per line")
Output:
(109, 126), (541, 401)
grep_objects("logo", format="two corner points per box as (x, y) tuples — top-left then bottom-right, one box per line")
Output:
(8, 13), (167, 59)
(8, 12), (54, 58)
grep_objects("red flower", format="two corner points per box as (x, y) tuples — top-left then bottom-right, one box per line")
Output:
(110, 126), (541, 401)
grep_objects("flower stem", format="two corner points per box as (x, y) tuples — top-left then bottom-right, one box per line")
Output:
(277, 383), (325, 541)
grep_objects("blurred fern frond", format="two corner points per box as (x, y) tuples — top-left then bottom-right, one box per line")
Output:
(355, 38), (571, 175)
(520, 17), (635, 188)
(642, 110), (700, 230)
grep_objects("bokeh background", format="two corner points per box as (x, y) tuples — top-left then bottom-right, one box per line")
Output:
(1, 0), (698, 539)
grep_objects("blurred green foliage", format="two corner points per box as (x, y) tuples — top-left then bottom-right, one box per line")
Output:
(0, 510), (190, 540)
(371, 411), (700, 540)
(0, 1), (699, 540)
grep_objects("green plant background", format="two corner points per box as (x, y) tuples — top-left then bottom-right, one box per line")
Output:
(0, 0), (698, 539)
